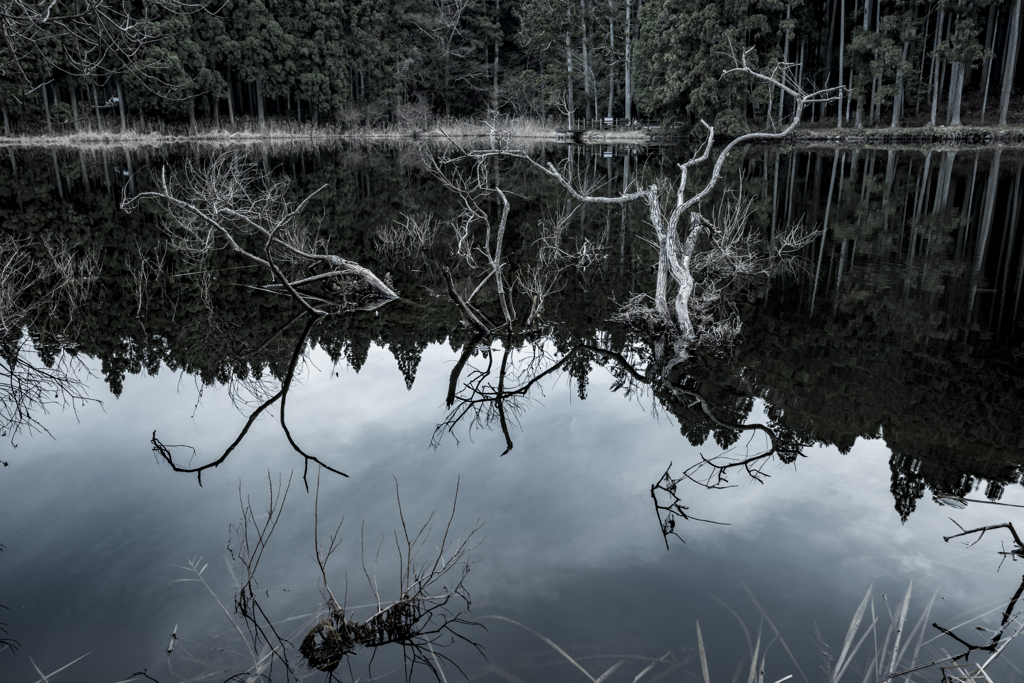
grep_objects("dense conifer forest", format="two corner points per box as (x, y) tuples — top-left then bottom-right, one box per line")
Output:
(1, 0), (1022, 135)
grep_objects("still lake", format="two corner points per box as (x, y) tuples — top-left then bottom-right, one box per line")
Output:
(2, 141), (1024, 682)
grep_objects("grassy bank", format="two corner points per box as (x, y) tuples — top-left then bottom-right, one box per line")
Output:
(0, 116), (560, 148)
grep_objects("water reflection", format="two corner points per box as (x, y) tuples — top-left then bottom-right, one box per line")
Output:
(2, 142), (1024, 679)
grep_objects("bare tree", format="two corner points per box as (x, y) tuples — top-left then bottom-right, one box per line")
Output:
(439, 49), (838, 345)
(0, 233), (100, 446)
(302, 475), (483, 679)
(123, 153), (400, 317)
(0, 0), (202, 83)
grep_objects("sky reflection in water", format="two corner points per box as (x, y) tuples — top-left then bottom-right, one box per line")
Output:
(2, 143), (1024, 681)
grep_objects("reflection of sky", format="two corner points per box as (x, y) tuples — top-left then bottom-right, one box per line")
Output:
(2, 341), (1024, 682)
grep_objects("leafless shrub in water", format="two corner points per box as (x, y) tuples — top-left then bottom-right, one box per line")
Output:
(123, 153), (399, 317)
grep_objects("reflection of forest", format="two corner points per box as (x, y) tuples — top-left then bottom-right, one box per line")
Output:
(2, 144), (1022, 519)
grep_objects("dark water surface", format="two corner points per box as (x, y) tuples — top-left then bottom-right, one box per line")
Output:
(2, 142), (1024, 682)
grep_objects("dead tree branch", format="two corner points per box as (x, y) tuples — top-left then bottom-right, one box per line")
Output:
(123, 154), (399, 316)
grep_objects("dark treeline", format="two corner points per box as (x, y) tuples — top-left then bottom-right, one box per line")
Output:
(2, 0), (1023, 135)
(2, 143), (1023, 518)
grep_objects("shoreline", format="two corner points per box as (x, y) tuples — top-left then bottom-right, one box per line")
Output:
(3, 122), (1024, 148)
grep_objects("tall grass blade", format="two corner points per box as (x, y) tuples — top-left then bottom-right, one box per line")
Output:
(832, 584), (873, 681)
(742, 582), (810, 683)
(697, 619), (711, 683)
(482, 615), (595, 681)
(713, 595), (755, 658)
(746, 623), (762, 683)
(834, 615), (878, 682)
(594, 659), (625, 683)
(772, 677), (794, 683)
(29, 652), (90, 683)
(887, 581), (913, 676)
(896, 588), (939, 682)
(487, 665), (529, 683)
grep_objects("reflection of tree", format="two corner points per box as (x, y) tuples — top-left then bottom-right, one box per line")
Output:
(0, 233), (100, 445)
(151, 315), (348, 489)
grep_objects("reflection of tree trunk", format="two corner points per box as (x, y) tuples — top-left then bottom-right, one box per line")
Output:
(998, 162), (1022, 331)
(51, 150), (63, 199)
(970, 150), (1002, 320)
(933, 151), (956, 213)
(812, 151), (840, 311)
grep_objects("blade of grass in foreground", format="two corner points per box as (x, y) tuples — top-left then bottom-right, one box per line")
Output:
(696, 619), (711, 683)
(28, 652), (90, 683)
(887, 582), (913, 677)
(743, 582), (810, 683)
(832, 584), (873, 682)
(481, 615), (595, 681)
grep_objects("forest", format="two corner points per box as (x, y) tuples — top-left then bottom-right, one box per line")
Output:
(1, 0), (1022, 135)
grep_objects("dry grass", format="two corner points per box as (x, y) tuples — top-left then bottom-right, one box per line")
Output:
(0, 115), (560, 148)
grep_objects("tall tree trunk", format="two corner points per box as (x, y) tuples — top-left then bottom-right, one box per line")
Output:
(999, 0), (1022, 124)
(42, 81), (53, 133)
(226, 68), (236, 127)
(929, 9), (944, 126)
(980, 3), (997, 122)
(2, 106), (9, 135)
(566, 6), (575, 129)
(115, 76), (126, 131)
(188, 98), (197, 129)
(69, 86), (80, 132)
(92, 82), (103, 132)
(580, 0), (593, 122)
(607, 0), (615, 118)
(493, 0), (500, 111)
(837, 0), (845, 127)
(949, 61), (965, 126)
(891, 41), (910, 128)
(624, 0), (633, 120)
(256, 78), (266, 126)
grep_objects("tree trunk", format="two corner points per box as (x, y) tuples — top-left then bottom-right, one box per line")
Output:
(226, 68), (236, 127)
(2, 106), (9, 136)
(624, 0), (633, 120)
(891, 41), (910, 128)
(256, 78), (266, 126)
(493, 0), (500, 111)
(115, 76), (126, 131)
(980, 3), (997, 121)
(42, 81), (53, 134)
(188, 98), (197, 129)
(566, 7), (575, 130)
(950, 61), (965, 126)
(999, 0), (1022, 124)
(837, 0), (845, 127)
(929, 9), (944, 126)
(92, 82), (103, 132)
(70, 87), (80, 132)
(580, 0), (593, 122)
(607, 0), (615, 118)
